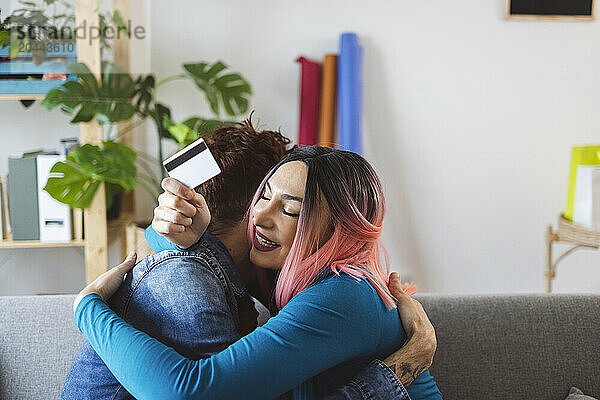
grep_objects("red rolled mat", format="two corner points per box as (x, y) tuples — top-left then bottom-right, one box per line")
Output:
(296, 56), (321, 146)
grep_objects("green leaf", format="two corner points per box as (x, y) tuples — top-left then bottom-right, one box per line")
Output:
(71, 102), (97, 123)
(170, 123), (197, 146)
(43, 161), (101, 209)
(43, 142), (137, 209)
(68, 62), (99, 96)
(100, 142), (137, 189)
(164, 116), (236, 148)
(0, 30), (10, 48)
(182, 116), (235, 137)
(41, 61), (140, 125)
(42, 87), (65, 110)
(105, 182), (122, 209)
(152, 103), (172, 138)
(111, 10), (130, 37)
(183, 61), (252, 117)
(133, 75), (155, 114)
(8, 32), (23, 59)
(163, 116), (197, 148)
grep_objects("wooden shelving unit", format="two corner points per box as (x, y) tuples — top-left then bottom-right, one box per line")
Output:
(0, 94), (46, 101)
(0, 0), (134, 284)
(0, 237), (86, 249)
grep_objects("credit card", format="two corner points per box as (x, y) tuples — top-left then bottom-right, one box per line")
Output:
(162, 138), (221, 189)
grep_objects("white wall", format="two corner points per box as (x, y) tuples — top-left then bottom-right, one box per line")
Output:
(1, 0), (598, 294)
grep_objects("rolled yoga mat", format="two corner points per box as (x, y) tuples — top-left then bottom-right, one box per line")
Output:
(337, 32), (363, 154)
(297, 56), (321, 146)
(318, 54), (338, 147)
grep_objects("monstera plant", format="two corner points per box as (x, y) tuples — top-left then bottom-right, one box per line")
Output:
(43, 141), (136, 210)
(37, 59), (252, 212)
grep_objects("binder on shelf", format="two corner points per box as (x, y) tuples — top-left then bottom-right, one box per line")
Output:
(8, 154), (72, 241)
(8, 156), (40, 240)
(36, 155), (72, 242)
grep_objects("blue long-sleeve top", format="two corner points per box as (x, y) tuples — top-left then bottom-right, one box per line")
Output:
(73, 229), (443, 400)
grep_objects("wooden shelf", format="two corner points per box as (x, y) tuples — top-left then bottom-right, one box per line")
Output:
(0, 94), (46, 101)
(545, 215), (600, 293)
(0, 238), (85, 248)
(0, 211), (135, 249)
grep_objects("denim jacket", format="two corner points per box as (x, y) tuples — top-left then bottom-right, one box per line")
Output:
(62, 231), (409, 400)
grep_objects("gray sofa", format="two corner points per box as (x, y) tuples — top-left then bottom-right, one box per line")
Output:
(1, 293), (598, 399)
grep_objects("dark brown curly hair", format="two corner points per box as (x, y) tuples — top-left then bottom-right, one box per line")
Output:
(196, 116), (294, 232)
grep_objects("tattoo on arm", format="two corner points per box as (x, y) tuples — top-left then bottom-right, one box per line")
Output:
(383, 334), (435, 388)
(387, 362), (427, 387)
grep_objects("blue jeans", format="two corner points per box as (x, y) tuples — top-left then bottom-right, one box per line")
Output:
(322, 360), (411, 400)
(62, 244), (248, 400)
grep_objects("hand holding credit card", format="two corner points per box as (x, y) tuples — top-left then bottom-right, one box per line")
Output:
(156, 138), (219, 249)
(162, 138), (222, 189)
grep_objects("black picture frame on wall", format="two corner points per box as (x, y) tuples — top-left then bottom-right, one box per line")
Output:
(506, 0), (595, 20)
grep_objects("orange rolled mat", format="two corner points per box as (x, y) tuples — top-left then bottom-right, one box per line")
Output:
(318, 54), (337, 147)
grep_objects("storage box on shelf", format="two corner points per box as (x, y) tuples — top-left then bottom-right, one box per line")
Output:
(0, 46), (77, 95)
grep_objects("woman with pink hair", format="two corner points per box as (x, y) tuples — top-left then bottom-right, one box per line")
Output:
(73, 146), (442, 399)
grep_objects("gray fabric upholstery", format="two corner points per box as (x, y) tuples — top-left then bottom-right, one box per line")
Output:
(0, 295), (83, 400)
(414, 294), (600, 400)
(0, 293), (598, 399)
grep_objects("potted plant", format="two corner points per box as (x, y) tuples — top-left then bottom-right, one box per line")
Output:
(36, 59), (252, 215)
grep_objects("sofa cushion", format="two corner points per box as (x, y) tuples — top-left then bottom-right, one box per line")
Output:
(414, 294), (600, 400)
(1, 293), (598, 400)
(0, 295), (83, 400)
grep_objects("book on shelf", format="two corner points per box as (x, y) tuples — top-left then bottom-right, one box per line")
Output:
(37, 155), (72, 242)
(0, 175), (11, 241)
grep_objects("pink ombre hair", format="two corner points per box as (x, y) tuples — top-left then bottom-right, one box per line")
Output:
(248, 146), (395, 310)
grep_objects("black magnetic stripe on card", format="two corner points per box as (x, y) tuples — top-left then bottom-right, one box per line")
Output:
(163, 141), (207, 172)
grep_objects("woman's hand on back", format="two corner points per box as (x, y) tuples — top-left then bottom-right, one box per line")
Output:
(152, 178), (211, 250)
(73, 252), (137, 313)
(383, 272), (437, 387)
